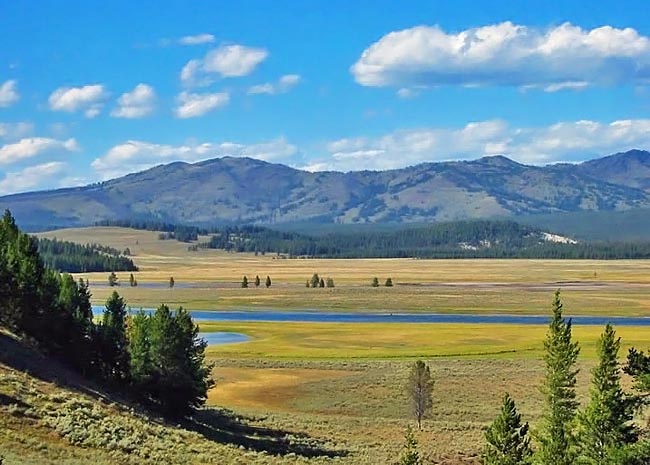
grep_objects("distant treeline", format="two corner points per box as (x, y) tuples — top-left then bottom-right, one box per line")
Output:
(37, 237), (138, 273)
(97, 218), (650, 259)
(196, 221), (650, 259)
(96, 219), (204, 242)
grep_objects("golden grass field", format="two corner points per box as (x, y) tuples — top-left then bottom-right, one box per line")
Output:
(38, 227), (650, 315)
(15, 226), (650, 464)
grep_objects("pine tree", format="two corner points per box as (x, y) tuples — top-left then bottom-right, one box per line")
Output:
(310, 273), (320, 288)
(108, 272), (118, 287)
(535, 290), (580, 465)
(319, 277), (325, 288)
(483, 393), (532, 465)
(371, 277), (380, 287)
(127, 309), (153, 392)
(326, 277), (335, 288)
(169, 276), (175, 288)
(99, 291), (130, 381)
(578, 324), (637, 464)
(265, 275), (271, 288)
(407, 360), (434, 430)
(385, 277), (393, 287)
(255, 275), (261, 287)
(129, 273), (136, 287)
(399, 425), (422, 465)
(241, 276), (248, 288)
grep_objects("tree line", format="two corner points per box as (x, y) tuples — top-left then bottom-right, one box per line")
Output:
(36, 237), (138, 273)
(0, 210), (211, 417)
(94, 217), (650, 259)
(401, 291), (650, 464)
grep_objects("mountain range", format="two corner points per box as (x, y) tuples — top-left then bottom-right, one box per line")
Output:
(2, 149), (650, 229)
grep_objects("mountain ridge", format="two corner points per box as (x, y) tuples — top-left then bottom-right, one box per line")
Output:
(2, 150), (650, 228)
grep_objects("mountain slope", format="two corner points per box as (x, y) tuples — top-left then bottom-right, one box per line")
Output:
(2, 150), (650, 228)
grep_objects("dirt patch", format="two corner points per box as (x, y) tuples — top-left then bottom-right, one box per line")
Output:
(208, 367), (354, 412)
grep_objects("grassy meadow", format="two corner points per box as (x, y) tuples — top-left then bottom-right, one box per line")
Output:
(37, 227), (650, 315)
(8, 226), (648, 464)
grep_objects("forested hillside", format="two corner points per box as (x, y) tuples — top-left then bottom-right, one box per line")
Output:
(2, 150), (650, 229)
(0, 210), (212, 416)
(37, 237), (138, 272)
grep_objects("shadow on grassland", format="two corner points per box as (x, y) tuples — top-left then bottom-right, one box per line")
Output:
(185, 408), (347, 459)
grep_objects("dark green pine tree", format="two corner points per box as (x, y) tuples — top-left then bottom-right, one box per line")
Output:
(99, 291), (130, 381)
(254, 275), (261, 287)
(127, 310), (154, 393)
(483, 393), (532, 465)
(399, 425), (422, 465)
(147, 305), (214, 416)
(578, 324), (637, 464)
(535, 290), (580, 465)
(371, 277), (379, 287)
(265, 275), (271, 288)
(241, 276), (248, 288)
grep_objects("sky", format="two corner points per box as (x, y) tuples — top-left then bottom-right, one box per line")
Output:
(1, 0), (650, 195)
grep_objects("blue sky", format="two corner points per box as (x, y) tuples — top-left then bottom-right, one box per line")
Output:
(1, 0), (650, 194)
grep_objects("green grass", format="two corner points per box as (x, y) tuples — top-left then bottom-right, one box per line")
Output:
(200, 321), (650, 360)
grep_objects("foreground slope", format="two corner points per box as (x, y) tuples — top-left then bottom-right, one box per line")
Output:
(2, 150), (650, 228)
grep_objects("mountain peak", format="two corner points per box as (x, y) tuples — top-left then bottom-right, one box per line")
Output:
(2, 149), (650, 228)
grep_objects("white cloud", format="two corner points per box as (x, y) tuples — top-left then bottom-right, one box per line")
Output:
(0, 122), (33, 140)
(175, 91), (229, 118)
(351, 22), (650, 90)
(0, 162), (66, 195)
(306, 119), (650, 172)
(111, 84), (156, 118)
(396, 88), (419, 99)
(248, 74), (301, 95)
(91, 137), (298, 179)
(0, 80), (20, 107)
(180, 44), (268, 86)
(179, 33), (215, 45)
(0, 137), (78, 166)
(48, 84), (108, 117)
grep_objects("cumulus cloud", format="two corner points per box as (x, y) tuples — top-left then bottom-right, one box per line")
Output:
(0, 137), (78, 165)
(179, 33), (215, 45)
(175, 91), (229, 118)
(91, 137), (298, 179)
(0, 80), (20, 107)
(180, 44), (268, 86)
(351, 22), (650, 90)
(0, 161), (66, 195)
(48, 84), (108, 117)
(248, 74), (301, 95)
(303, 119), (650, 172)
(111, 84), (156, 118)
(0, 122), (33, 140)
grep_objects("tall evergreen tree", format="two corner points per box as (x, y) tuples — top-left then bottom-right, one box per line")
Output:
(579, 324), (637, 464)
(535, 290), (580, 465)
(254, 275), (261, 287)
(265, 275), (271, 288)
(146, 305), (214, 416)
(241, 276), (248, 288)
(99, 291), (130, 381)
(483, 393), (532, 465)
(128, 310), (154, 394)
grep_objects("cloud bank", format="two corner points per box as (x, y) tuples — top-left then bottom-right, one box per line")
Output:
(352, 22), (650, 91)
(303, 119), (650, 172)
(91, 137), (297, 179)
